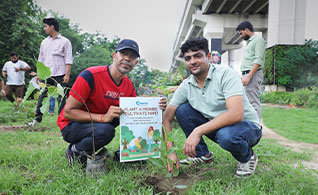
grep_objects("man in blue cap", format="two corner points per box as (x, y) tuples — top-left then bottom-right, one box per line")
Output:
(57, 39), (167, 167)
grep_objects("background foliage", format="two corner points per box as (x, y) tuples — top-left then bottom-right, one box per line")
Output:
(261, 87), (318, 109)
(263, 40), (318, 89)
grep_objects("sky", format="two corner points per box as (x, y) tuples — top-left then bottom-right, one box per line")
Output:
(35, 0), (187, 72)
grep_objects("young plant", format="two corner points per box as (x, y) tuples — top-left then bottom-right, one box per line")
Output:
(148, 125), (187, 190)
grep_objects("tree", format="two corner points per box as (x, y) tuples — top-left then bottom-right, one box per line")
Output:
(263, 40), (318, 89)
(153, 129), (161, 144)
(70, 35), (119, 85)
(121, 126), (135, 150)
(0, 0), (44, 75)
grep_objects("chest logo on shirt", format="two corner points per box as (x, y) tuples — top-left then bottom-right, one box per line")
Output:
(104, 90), (125, 100)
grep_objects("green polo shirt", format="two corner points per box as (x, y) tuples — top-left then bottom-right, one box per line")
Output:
(240, 34), (266, 71)
(170, 64), (260, 127)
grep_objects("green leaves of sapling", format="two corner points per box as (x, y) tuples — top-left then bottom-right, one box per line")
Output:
(36, 61), (51, 80)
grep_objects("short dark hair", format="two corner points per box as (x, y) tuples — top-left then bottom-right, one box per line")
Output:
(236, 21), (254, 32)
(43, 18), (59, 32)
(10, 52), (17, 57)
(180, 37), (209, 56)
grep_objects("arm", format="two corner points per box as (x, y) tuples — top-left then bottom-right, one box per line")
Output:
(63, 64), (71, 83)
(183, 95), (244, 157)
(63, 39), (73, 83)
(2, 70), (6, 78)
(0, 79), (5, 96)
(63, 95), (123, 123)
(162, 104), (180, 173)
(241, 64), (259, 86)
(15, 66), (31, 72)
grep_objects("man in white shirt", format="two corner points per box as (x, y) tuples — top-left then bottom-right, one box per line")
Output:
(2, 52), (31, 103)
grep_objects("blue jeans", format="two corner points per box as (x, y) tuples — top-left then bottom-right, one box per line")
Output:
(61, 119), (119, 155)
(49, 96), (55, 113)
(175, 103), (262, 163)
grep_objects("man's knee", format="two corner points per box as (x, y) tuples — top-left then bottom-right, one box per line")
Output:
(96, 124), (116, 142)
(216, 130), (239, 150)
(175, 103), (191, 120)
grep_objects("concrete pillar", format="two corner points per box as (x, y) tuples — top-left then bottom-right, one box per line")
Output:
(228, 50), (235, 68)
(267, 0), (307, 47)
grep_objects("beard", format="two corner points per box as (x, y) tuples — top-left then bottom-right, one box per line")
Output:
(11, 60), (18, 63)
(243, 34), (250, 40)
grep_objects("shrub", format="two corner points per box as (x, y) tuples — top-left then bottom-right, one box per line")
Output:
(261, 87), (318, 109)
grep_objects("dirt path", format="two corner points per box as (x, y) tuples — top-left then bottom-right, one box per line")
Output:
(261, 120), (318, 170)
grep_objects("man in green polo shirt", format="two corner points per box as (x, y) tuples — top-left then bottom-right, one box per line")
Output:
(237, 21), (266, 120)
(163, 37), (262, 177)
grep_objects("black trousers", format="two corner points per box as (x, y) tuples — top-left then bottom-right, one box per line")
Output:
(35, 75), (67, 122)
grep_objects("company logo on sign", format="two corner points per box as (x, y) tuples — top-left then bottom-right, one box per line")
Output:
(136, 101), (148, 106)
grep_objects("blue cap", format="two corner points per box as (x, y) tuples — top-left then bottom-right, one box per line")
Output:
(115, 39), (140, 57)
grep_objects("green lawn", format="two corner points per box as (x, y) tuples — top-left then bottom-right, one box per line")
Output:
(1, 100), (317, 194)
(262, 105), (318, 143)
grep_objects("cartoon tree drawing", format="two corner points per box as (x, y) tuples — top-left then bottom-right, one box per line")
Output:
(140, 139), (147, 150)
(153, 129), (161, 144)
(121, 126), (135, 150)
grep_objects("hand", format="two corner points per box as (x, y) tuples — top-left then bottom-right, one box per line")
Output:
(63, 74), (70, 83)
(158, 97), (167, 111)
(167, 152), (179, 174)
(15, 67), (20, 72)
(241, 76), (251, 86)
(29, 71), (37, 76)
(183, 130), (201, 157)
(101, 106), (124, 123)
(1, 89), (5, 97)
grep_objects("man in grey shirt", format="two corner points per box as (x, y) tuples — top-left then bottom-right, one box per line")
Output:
(163, 37), (262, 178)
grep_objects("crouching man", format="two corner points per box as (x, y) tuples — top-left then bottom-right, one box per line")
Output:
(163, 37), (262, 177)
(57, 39), (166, 167)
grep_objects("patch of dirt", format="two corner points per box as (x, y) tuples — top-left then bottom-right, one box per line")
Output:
(261, 120), (318, 170)
(0, 125), (46, 133)
(143, 168), (212, 194)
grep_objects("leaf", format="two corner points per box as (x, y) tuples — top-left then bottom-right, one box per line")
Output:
(40, 97), (50, 114)
(173, 168), (180, 177)
(148, 158), (165, 168)
(167, 147), (177, 156)
(174, 185), (187, 189)
(22, 84), (36, 103)
(165, 172), (172, 178)
(47, 86), (57, 96)
(56, 83), (64, 96)
(36, 61), (51, 80)
(169, 129), (179, 141)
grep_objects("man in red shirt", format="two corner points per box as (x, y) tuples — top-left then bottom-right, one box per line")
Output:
(58, 39), (166, 167)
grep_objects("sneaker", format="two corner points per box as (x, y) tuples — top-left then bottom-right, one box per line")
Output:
(27, 119), (38, 127)
(48, 112), (55, 116)
(180, 152), (213, 165)
(65, 145), (75, 166)
(65, 145), (87, 168)
(235, 153), (258, 178)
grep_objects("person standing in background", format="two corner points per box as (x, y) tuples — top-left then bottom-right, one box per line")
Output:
(29, 17), (72, 126)
(236, 21), (266, 121)
(2, 52), (31, 105)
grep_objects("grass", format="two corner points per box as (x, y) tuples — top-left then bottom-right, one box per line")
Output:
(262, 105), (318, 143)
(1, 99), (318, 194)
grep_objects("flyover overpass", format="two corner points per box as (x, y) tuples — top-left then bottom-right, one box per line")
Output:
(171, 0), (318, 73)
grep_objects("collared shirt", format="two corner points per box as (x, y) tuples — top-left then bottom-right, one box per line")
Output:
(240, 34), (266, 71)
(2, 60), (30, 85)
(38, 34), (72, 77)
(170, 64), (260, 127)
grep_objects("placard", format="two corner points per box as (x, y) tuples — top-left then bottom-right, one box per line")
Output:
(119, 97), (162, 162)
